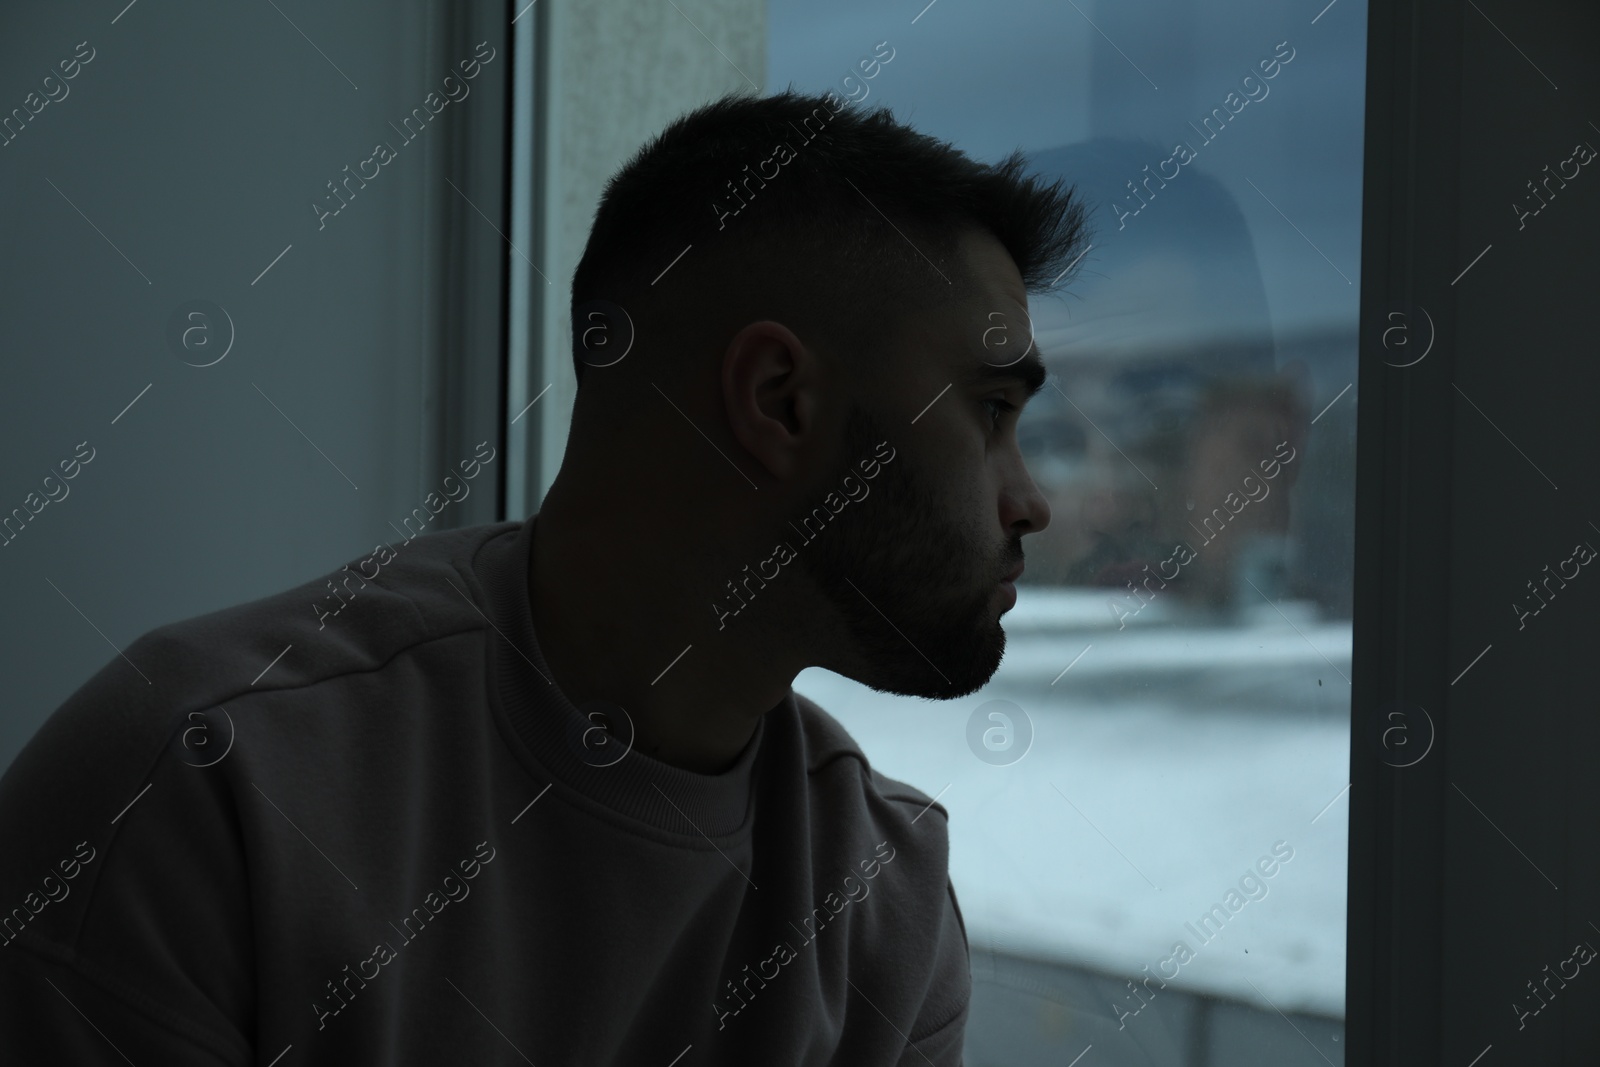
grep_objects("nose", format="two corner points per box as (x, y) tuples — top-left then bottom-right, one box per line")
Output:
(1002, 459), (1052, 536)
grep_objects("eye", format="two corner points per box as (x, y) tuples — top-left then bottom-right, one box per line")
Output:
(982, 397), (1017, 431)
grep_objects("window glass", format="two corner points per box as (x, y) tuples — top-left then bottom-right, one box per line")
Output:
(770, 2), (1364, 1062)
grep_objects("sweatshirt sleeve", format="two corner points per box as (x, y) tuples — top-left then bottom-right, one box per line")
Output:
(899, 877), (972, 1066)
(0, 938), (249, 1065)
(0, 633), (257, 1065)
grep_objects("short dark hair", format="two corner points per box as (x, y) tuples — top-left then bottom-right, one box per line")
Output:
(568, 88), (1091, 387)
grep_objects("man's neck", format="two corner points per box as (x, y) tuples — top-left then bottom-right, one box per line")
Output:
(525, 487), (803, 775)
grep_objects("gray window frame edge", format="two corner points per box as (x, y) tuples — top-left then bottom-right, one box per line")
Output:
(505, 0), (561, 521)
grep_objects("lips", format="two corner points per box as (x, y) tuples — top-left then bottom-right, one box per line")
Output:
(1002, 562), (1025, 583)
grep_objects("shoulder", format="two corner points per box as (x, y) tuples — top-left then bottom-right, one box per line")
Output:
(790, 688), (948, 815)
(127, 518), (520, 695)
(83, 518), (515, 715)
(0, 520), (520, 878)
(785, 689), (971, 1044)
(787, 688), (953, 875)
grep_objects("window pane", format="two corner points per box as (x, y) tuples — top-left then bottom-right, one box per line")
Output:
(770, 2), (1364, 1063)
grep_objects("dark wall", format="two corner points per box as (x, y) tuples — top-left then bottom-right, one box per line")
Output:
(0, 1), (509, 771)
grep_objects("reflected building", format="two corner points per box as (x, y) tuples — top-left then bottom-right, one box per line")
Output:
(1020, 137), (1322, 618)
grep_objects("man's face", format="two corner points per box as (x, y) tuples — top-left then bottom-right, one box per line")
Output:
(795, 228), (1051, 699)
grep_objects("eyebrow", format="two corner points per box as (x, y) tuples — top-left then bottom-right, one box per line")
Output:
(963, 351), (1048, 401)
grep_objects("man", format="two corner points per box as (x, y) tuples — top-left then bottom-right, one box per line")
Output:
(0, 88), (1087, 1065)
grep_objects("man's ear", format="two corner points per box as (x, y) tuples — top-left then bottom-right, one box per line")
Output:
(722, 320), (821, 483)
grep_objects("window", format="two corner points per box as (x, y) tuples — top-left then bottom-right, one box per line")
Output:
(770, 1), (1364, 1062)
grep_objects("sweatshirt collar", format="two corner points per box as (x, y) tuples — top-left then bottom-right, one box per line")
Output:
(472, 513), (769, 840)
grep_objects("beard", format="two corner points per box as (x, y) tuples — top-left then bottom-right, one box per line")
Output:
(792, 403), (1021, 700)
